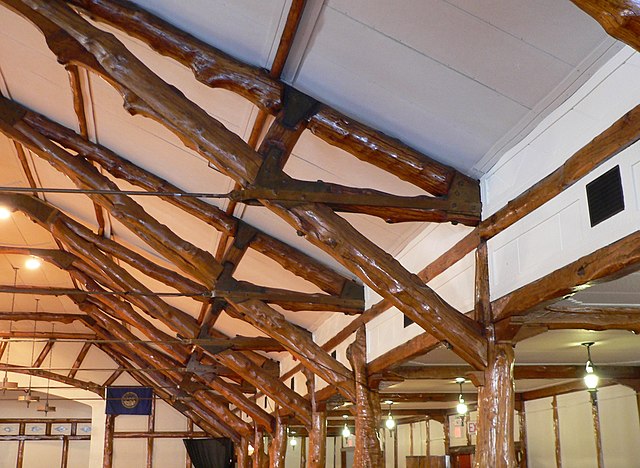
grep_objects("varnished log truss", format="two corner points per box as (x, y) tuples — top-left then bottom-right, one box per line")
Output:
(0, 0), (639, 461)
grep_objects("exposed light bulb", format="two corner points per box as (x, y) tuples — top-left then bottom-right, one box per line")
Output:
(457, 395), (468, 415)
(0, 207), (10, 220)
(25, 256), (42, 270)
(247, 444), (254, 456)
(289, 438), (297, 447)
(584, 369), (599, 390)
(342, 424), (351, 438)
(385, 413), (395, 430)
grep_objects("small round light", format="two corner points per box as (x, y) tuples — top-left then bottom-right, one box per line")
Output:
(584, 372), (599, 390)
(0, 207), (11, 220)
(25, 256), (42, 270)
(342, 424), (351, 438)
(289, 438), (297, 447)
(247, 444), (254, 456)
(457, 400), (468, 415)
(385, 414), (395, 430)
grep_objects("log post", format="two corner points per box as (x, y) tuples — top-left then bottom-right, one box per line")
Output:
(552, 396), (562, 468)
(104, 414), (115, 468)
(346, 326), (382, 467)
(591, 393), (604, 468)
(474, 340), (516, 468)
(303, 368), (327, 468)
(518, 403), (528, 468)
(269, 413), (287, 468)
(252, 426), (263, 468)
(237, 437), (250, 468)
(147, 395), (155, 468)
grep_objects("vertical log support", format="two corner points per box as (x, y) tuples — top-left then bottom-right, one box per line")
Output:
(591, 393), (604, 468)
(147, 395), (156, 468)
(303, 368), (327, 468)
(269, 413), (287, 468)
(425, 418), (431, 467)
(552, 396), (562, 468)
(104, 414), (115, 468)
(252, 426), (263, 468)
(474, 341), (516, 468)
(61, 436), (70, 468)
(518, 403), (528, 468)
(346, 326), (382, 467)
(237, 437), (250, 468)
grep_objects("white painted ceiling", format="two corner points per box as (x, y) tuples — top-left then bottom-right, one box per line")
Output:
(0, 0), (634, 405)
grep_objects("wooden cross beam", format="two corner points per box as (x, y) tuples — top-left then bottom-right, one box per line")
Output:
(391, 365), (640, 380)
(571, 1), (640, 52)
(0, 362), (102, 393)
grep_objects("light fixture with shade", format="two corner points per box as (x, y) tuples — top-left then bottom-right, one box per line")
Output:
(288, 428), (297, 448)
(384, 400), (395, 430)
(37, 323), (56, 415)
(582, 342), (599, 391)
(24, 256), (42, 270)
(341, 414), (351, 438)
(1, 268), (20, 393)
(0, 206), (10, 220)
(19, 299), (41, 407)
(455, 377), (468, 415)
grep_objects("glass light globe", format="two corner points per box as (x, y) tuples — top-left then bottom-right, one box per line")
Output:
(342, 424), (351, 438)
(584, 372), (599, 390)
(25, 256), (42, 270)
(456, 401), (468, 415)
(289, 438), (297, 447)
(385, 414), (395, 430)
(0, 207), (10, 220)
(247, 444), (254, 456)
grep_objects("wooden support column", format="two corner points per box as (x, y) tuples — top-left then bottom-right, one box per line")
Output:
(186, 419), (193, 468)
(16, 423), (25, 468)
(299, 437), (306, 468)
(104, 414), (115, 468)
(518, 404), (528, 468)
(474, 341), (516, 468)
(303, 368), (327, 468)
(61, 436), (70, 468)
(393, 426), (399, 468)
(346, 326), (382, 467)
(147, 394), (156, 468)
(269, 413), (287, 468)
(237, 437), (250, 468)
(252, 426), (263, 468)
(591, 393), (604, 468)
(552, 396), (562, 468)
(443, 416), (450, 456)
(425, 418), (431, 468)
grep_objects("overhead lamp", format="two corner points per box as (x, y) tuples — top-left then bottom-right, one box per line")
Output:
(384, 401), (395, 430)
(0, 206), (10, 220)
(24, 256), (42, 270)
(582, 342), (599, 391)
(1, 268), (20, 393)
(247, 444), (254, 457)
(289, 438), (297, 447)
(342, 424), (351, 438)
(455, 377), (468, 415)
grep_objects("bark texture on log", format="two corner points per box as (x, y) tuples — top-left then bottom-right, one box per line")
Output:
(303, 368), (327, 468)
(346, 326), (382, 467)
(571, 1), (640, 52)
(474, 341), (516, 468)
(269, 414), (287, 468)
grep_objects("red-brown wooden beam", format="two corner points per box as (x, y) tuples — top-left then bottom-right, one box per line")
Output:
(571, 1), (640, 52)
(68, 342), (92, 379)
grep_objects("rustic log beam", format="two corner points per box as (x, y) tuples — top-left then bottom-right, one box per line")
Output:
(506, 305), (640, 333)
(346, 327), (383, 467)
(19, 104), (354, 295)
(481, 102), (640, 239)
(571, 1), (640, 52)
(0, 311), (85, 324)
(0, 331), (95, 340)
(9, 0), (487, 369)
(269, 413), (288, 468)
(230, 299), (356, 402)
(0, 363), (102, 393)
(32, 339), (54, 368)
(493, 229), (640, 322)
(520, 379), (614, 401)
(68, 342), (92, 379)
(377, 392), (478, 403)
(64, 0), (471, 196)
(102, 368), (123, 387)
(191, 336), (285, 353)
(303, 367), (327, 468)
(474, 341), (516, 468)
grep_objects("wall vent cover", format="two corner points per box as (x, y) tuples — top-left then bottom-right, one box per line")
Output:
(586, 165), (624, 227)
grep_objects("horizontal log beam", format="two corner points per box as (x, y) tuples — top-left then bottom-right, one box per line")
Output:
(0, 312), (86, 323)
(492, 229), (640, 321)
(0, 331), (95, 340)
(113, 431), (208, 439)
(190, 336), (285, 353)
(571, 1), (640, 52)
(393, 365), (640, 380)
(520, 379), (615, 401)
(506, 305), (640, 333)
(1, 363), (102, 393)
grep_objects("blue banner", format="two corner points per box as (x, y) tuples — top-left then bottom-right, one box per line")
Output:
(106, 387), (153, 415)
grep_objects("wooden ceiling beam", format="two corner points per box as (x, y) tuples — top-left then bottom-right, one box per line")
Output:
(64, 0), (470, 196)
(67, 342), (91, 379)
(0, 331), (95, 340)
(8, 0), (487, 369)
(492, 229), (640, 322)
(506, 305), (640, 333)
(571, 1), (640, 52)
(0, 312), (86, 324)
(32, 339), (54, 368)
(0, 362), (102, 393)
(392, 365), (640, 380)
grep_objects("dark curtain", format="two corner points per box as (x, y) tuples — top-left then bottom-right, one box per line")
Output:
(184, 438), (235, 468)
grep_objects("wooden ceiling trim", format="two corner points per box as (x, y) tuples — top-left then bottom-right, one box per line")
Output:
(0, 311), (85, 324)
(21, 99), (354, 296)
(7, 1), (487, 367)
(64, 0), (468, 196)
(481, 103), (640, 239)
(0, 331), (94, 340)
(67, 342), (91, 379)
(32, 339), (54, 368)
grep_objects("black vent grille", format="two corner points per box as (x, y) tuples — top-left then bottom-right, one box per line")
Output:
(404, 315), (414, 328)
(586, 166), (624, 227)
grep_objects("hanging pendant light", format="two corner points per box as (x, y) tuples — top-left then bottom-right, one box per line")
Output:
(341, 414), (351, 438)
(37, 322), (56, 415)
(1, 267), (20, 392)
(384, 400), (395, 430)
(455, 377), (468, 415)
(19, 299), (41, 407)
(582, 342), (599, 391)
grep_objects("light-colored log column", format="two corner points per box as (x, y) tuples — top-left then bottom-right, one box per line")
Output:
(474, 341), (516, 468)
(303, 368), (327, 468)
(237, 437), (250, 468)
(269, 413), (287, 468)
(552, 396), (562, 468)
(346, 326), (382, 467)
(591, 393), (604, 468)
